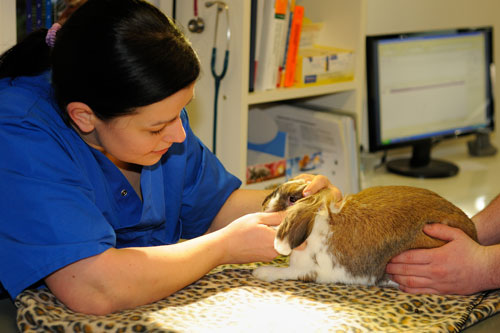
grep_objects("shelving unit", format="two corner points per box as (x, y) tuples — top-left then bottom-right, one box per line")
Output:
(247, 81), (358, 105)
(175, 0), (366, 185)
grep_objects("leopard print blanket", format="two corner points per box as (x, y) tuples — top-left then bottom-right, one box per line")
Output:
(14, 258), (500, 332)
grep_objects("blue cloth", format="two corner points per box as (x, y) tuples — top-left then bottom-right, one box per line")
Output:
(0, 73), (241, 299)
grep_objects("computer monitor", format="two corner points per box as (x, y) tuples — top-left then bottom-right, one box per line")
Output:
(366, 27), (495, 178)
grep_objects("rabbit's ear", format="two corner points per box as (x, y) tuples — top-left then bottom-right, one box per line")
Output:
(276, 198), (318, 250)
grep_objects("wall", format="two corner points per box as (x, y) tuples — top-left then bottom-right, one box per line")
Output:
(174, 0), (246, 151)
(0, 1), (16, 54)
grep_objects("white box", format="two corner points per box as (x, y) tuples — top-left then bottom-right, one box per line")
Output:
(295, 45), (355, 87)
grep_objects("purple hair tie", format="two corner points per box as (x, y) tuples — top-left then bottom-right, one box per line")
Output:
(45, 23), (62, 47)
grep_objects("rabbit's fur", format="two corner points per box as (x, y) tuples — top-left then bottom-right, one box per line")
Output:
(253, 179), (478, 286)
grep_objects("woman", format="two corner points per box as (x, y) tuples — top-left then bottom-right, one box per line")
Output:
(0, 0), (339, 315)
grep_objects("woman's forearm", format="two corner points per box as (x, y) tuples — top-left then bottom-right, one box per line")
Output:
(45, 229), (228, 315)
(45, 209), (281, 315)
(207, 189), (271, 232)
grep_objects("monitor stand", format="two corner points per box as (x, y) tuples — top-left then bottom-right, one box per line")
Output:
(467, 131), (497, 156)
(386, 140), (458, 178)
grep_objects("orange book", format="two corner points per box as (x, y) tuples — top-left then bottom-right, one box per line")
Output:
(283, 5), (304, 88)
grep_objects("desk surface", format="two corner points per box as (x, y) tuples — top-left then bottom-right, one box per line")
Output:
(361, 144), (500, 218)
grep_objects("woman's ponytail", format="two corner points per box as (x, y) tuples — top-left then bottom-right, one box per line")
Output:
(0, 28), (52, 79)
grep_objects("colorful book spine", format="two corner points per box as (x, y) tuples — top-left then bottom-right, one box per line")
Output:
(248, 0), (258, 92)
(283, 5), (304, 88)
(254, 0), (288, 91)
(278, 0), (295, 88)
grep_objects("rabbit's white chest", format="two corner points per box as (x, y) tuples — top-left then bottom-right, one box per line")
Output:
(293, 211), (376, 284)
(254, 209), (378, 285)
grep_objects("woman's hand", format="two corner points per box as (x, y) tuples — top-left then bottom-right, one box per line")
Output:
(215, 174), (342, 262)
(288, 174), (342, 251)
(218, 211), (284, 264)
(386, 223), (491, 295)
(292, 174), (342, 201)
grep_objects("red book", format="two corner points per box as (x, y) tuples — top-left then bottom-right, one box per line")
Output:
(283, 5), (304, 88)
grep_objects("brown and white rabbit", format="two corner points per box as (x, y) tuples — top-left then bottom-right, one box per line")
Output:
(253, 179), (478, 286)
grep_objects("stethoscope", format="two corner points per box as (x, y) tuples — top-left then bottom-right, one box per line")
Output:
(187, 0), (205, 33)
(205, 1), (230, 155)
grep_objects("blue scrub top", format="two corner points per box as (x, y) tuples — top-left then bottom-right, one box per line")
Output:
(0, 72), (241, 299)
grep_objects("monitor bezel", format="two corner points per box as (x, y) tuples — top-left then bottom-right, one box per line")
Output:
(366, 26), (495, 153)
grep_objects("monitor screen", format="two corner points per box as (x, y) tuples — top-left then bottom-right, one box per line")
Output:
(366, 27), (494, 178)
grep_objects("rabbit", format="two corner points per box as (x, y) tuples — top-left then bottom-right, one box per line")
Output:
(252, 179), (478, 286)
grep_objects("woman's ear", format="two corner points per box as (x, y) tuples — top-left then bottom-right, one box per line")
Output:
(66, 102), (96, 133)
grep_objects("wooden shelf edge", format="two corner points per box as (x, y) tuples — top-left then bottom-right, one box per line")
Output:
(247, 80), (357, 105)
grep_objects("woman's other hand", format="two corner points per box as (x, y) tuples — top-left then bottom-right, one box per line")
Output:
(292, 173), (342, 201)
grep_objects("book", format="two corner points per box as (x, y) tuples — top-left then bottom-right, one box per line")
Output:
(283, 5), (304, 88)
(254, 0), (288, 91)
(276, 0), (294, 88)
(248, 0), (258, 92)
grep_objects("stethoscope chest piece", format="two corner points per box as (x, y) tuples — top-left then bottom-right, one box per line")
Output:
(188, 0), (205, 33)
(188, 16), (205, 33)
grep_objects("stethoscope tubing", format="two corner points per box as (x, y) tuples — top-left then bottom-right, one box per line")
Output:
(211, 48), (229, 154)
(207, 1), (230, 154)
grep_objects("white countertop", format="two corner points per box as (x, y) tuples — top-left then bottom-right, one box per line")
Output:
(361, 142), (500, 218)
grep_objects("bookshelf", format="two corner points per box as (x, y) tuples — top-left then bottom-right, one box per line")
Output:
(173, 0), (366, 185)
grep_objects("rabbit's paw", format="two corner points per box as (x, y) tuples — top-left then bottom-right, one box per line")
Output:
(379, 279), (399, 288)
(378, 274), (399, 288)
(252, 266), (283, 282)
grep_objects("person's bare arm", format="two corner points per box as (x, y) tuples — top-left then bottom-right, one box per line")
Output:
(206, 188), (271, 233)
(472, 193), (500, 245)
(46, 174), (341, 315)
(45, 211), (281, 315)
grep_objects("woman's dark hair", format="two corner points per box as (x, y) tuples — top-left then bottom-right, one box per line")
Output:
(0, 0), (200, 121)
(0, 29), (51, 78)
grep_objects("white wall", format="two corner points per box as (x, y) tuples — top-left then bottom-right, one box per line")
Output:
(0, 0), (16, 54)
(174, 0), (243, 149)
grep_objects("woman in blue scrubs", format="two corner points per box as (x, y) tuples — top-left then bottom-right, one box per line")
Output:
(0, 0), (339, 315)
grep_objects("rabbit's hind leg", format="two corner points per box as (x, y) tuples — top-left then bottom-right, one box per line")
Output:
(253, 265), (317, 282)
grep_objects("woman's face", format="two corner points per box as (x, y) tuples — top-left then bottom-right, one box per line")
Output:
(92, 83), (195, 166)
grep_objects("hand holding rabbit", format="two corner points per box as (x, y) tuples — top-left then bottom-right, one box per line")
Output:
(387, 223), (490, 295)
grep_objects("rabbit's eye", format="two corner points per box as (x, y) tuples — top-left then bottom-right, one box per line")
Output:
(288, 195), (301, 204)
